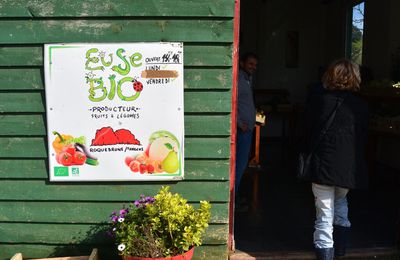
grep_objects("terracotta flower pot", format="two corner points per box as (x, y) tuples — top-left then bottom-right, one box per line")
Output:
(122, 247), (195, 260)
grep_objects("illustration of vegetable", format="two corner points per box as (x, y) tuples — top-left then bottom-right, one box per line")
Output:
(91, 127), (140, 146)
(73, 151), (87, 165)
(52, 131), (86, 153)
(57, 151), (74, 166)
(52, 131), (98, 166)
(52, 131), (74, 154)
(55, 144), (86, 166)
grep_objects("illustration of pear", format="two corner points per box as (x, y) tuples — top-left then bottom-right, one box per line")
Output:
(162, 150), (179, 173)
(144, 130), (180, 174)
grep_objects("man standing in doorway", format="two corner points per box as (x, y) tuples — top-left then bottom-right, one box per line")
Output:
(235, 52), (258, 209)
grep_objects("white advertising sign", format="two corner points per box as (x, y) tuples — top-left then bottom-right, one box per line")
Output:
(44, 43), (184, 181)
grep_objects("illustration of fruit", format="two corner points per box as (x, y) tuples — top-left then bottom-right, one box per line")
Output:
(148, 130), (179, 150)
(154, 160), (163, 173)
(161, 151), (179, 173)
(124, 131), (180, 174)
(139, 164), (147, 174)
(135, 153), (148, 164)
(125, 156), (135, 167)
(147, 164), (155, 173)
(129, 160), (140, 172)
(145, 144), (150, 156)
(148, 137), (178, 162)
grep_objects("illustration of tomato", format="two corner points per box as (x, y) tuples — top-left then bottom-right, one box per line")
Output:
(125, 156), (135, 167)
(73, 151), (86, 165)
(62, 144), (76, 156)
(58, 152), (73, 166)
(55, 153), (61, 164)
(133, 80), (143, 92)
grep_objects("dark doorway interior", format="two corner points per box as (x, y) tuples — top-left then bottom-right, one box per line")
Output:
(235, 0), (400, 254)
(234, 138), (400, 253)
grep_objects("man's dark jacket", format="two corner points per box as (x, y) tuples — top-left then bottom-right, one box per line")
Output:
(304, 85), (369, 189)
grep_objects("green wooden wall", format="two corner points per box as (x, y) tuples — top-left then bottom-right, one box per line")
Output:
(0, 1), (234, 259)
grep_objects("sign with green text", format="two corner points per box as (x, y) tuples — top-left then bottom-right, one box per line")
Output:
(45, 43), (184, 181)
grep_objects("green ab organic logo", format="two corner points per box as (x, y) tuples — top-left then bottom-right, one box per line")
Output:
(54, 166), (69, 177)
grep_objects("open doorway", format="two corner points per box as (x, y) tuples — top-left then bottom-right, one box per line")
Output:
(234, 0), (400, 256)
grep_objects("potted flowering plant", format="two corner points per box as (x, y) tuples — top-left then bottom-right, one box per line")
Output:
(109, 186), (211, 259)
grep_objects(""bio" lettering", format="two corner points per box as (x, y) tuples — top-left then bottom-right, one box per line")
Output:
(85, 48), (143, 102)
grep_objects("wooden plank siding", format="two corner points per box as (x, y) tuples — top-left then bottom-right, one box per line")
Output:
(0, 0), (234, 18)
(0, 0), (234, 259)
(0, 68), (232, 90)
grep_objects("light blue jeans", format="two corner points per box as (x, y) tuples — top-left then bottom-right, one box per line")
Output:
(235, 129), (253, 193)
(312, 183), (351, 248)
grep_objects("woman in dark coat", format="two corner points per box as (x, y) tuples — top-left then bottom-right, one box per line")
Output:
(304, 59), (369, 260)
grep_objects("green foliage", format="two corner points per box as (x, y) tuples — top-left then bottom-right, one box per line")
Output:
(351, 25), (363, 65)
(109, 186), (211, 257)
(351, 25), (362, 42)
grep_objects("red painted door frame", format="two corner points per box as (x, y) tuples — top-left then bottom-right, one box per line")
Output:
(228, 0), (240, 251)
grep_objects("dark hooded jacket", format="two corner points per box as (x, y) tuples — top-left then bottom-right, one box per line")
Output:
(304, 85), (369, 189)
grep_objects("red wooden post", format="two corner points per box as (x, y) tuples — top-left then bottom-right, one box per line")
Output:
(228, 0), (241, 251)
